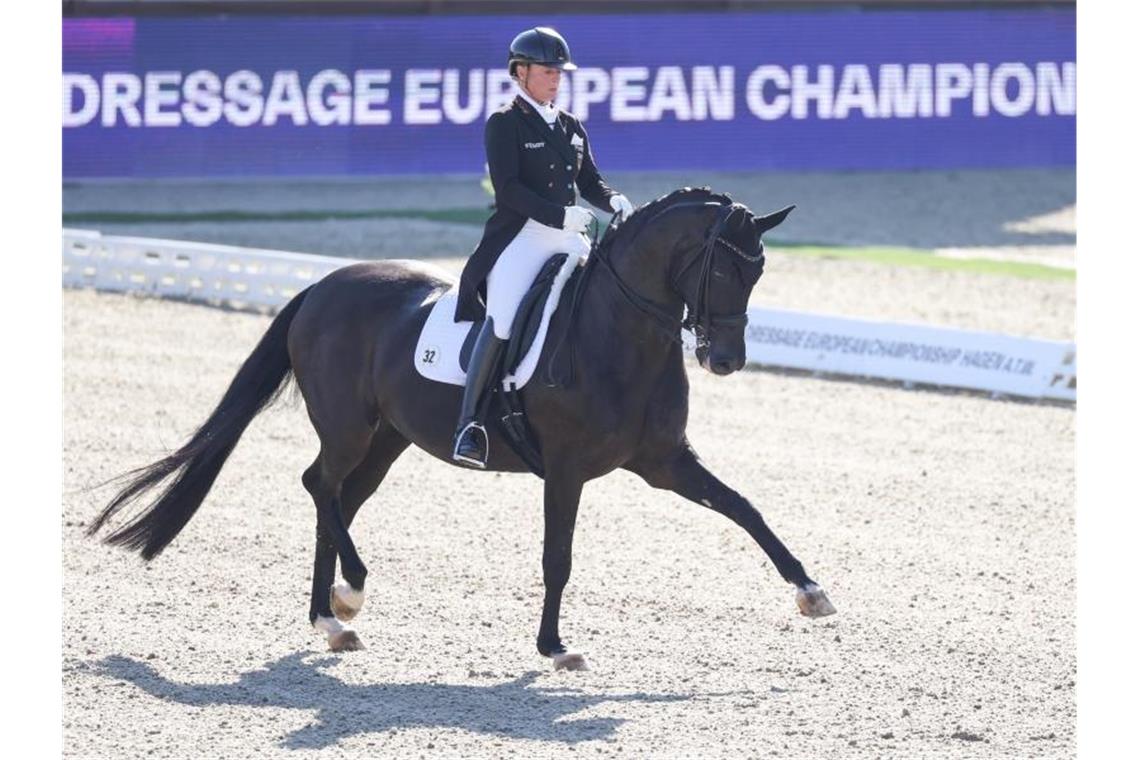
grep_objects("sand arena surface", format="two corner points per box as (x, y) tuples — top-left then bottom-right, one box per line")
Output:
(63, 270), (1073, 758)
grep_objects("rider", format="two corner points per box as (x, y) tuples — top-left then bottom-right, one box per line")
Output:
(452, 26), (634, 469)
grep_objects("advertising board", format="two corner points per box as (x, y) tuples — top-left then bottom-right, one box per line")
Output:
(63, 9), (1075, 177)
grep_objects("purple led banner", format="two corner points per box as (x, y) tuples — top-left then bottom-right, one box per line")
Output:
(62, 9), (1075, 178)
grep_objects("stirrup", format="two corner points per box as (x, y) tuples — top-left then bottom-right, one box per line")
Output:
(452, 421), (489, 469)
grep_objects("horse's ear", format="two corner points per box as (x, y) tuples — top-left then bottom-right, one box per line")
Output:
(754, 205), (795, 235)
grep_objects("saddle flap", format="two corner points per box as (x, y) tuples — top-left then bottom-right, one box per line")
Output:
(502, 253), (571, 376)
(458, 253), (572, 375)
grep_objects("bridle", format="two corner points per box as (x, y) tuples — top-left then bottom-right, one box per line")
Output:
(591, 200), (762, 352)
(544, 198), (762, 387)
(671, 201), (760, 354)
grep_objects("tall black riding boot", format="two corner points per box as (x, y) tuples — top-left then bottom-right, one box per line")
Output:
(452, 318), (506, 469)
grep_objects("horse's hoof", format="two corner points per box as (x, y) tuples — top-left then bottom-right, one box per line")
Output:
(552, 651), (589, 671)
(328, 629), (365, 652)
(330, 582), (364, 622)
(796, 584), (837, 618)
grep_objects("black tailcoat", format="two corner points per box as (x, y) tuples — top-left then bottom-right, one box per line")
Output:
(456, 95), (616, 322)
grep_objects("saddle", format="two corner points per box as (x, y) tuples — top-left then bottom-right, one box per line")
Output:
(414, 251), (593, 478)
(459, 253), (572, 379)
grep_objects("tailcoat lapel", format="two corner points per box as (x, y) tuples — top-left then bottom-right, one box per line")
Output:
(514, 96), (577, 165)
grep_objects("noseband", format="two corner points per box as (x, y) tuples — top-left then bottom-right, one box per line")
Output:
(672, 202), (760, 353)
(592, 200), (760, 349)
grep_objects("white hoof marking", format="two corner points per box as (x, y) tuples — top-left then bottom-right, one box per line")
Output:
(331, 582), (365, 621)
(314, 615), (345, 636)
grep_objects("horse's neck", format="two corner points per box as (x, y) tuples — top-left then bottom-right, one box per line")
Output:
(610, 228), (683, 315)
(576, 230), (686, 372)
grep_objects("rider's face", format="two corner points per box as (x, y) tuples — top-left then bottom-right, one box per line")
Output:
(519, 64), (561, 103)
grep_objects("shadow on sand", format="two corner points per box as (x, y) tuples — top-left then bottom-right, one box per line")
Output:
(90, 653), (699, 749)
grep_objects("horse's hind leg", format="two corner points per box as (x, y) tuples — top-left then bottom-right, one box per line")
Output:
(301, 417), (385, 652)
(308, 425), (410, 643)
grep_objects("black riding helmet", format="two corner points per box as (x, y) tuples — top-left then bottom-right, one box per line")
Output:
(508, 27), (578, 75)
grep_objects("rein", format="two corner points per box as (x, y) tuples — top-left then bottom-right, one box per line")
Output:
(544, 198), (755, 387)
(591, 231), (686, 345)
(597, 200), (754, 348)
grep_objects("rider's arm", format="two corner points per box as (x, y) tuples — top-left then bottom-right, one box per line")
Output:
(574, 125), (617, 212)
(485, 111), (568, 229)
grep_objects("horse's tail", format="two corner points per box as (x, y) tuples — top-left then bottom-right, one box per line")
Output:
(86, 286), (313, 560)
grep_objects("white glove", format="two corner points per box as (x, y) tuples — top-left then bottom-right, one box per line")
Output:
(609, 193), (635, 218)
(562, 205), (594, 235)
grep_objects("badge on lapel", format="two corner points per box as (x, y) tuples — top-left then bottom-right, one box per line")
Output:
(570, 133), (584, 169)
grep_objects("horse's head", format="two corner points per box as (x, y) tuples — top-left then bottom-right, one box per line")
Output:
(666, 198), (794, 375)
(600, 187), (794, 376)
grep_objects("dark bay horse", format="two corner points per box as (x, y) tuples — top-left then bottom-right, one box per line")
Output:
(89, 187), (836, 670)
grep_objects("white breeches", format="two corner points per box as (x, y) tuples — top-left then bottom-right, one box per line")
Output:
(485, 217), (591, 339)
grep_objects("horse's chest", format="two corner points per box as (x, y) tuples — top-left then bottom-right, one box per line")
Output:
(530, 366), (689, 469)
(642, 375), (689, 439)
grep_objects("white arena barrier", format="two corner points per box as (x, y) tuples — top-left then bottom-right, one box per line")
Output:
(744, 308), (1075, 402)
(63, 228), (345, 311)
(62, 229), (1075, 402)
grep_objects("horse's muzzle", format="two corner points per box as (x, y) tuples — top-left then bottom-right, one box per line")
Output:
(710, 356), (744, 375)
(698, 347), (745, 376)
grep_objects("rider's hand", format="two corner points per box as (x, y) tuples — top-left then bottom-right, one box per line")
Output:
(609, 194), (634, 218)
(562, 205), (593, 235)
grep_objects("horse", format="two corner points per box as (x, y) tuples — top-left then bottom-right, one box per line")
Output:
(88, 186), (836, 670)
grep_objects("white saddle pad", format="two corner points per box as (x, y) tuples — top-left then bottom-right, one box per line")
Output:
(414, 253), (583, 389)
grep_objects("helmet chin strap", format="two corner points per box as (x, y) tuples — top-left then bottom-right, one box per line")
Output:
(516, 66), (554, 108)
(515, 77), (557, 123)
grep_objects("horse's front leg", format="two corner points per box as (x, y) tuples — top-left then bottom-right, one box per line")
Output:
(629, 442), (836, 618)
(536, 470), (589, 670)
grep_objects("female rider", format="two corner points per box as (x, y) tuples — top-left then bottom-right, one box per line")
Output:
(452, 27), (634, 468)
